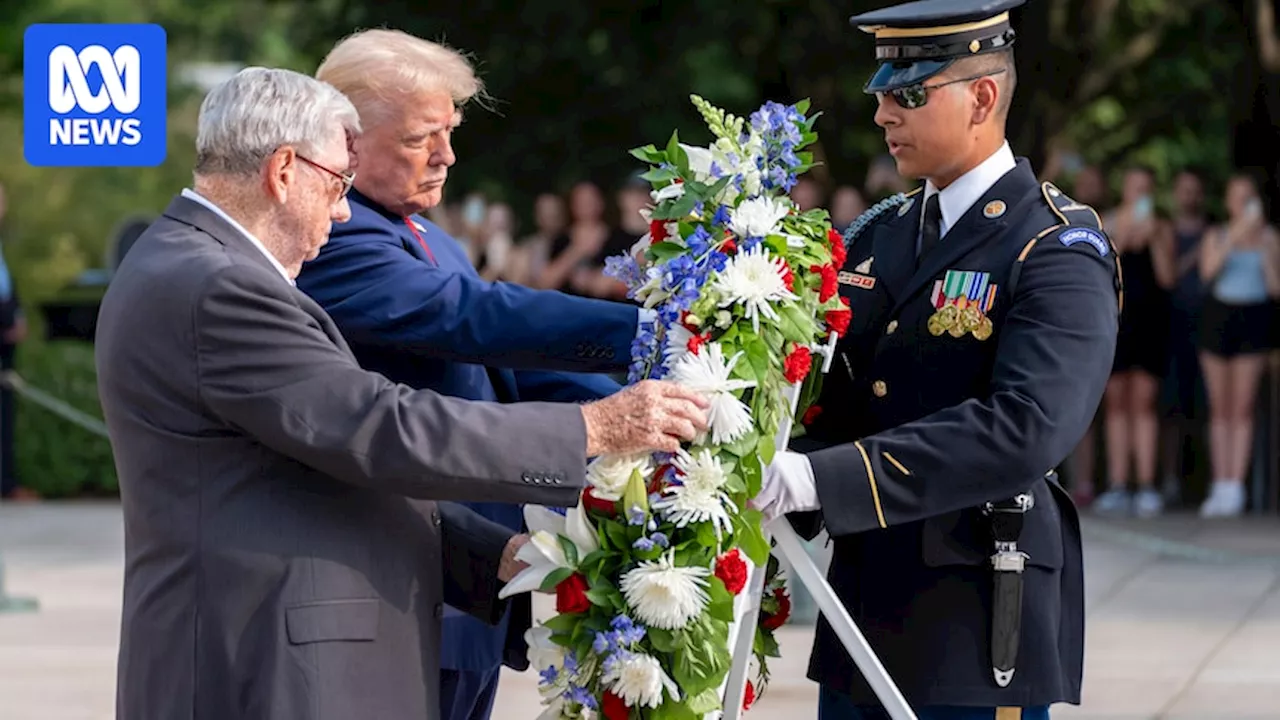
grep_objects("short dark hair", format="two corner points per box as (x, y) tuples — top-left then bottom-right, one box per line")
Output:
(948, 48), (1017, 118)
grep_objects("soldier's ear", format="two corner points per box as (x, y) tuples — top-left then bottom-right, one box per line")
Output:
(970, 76), (1000, 125)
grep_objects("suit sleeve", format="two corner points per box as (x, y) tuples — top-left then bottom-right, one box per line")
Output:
(438, 500), (516, 624)
(806, 231), (1119, 537)
(300, 228), (638, 373)
(194, 262), (587, 505)
(515, 369), (623, 403)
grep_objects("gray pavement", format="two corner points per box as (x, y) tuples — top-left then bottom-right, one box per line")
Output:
(1, 502), (1277, 719)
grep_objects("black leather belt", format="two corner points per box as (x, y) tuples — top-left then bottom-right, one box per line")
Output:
(984, 491), (1034, 688)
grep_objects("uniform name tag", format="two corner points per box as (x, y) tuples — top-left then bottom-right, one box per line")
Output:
(838, 270), (876, 289)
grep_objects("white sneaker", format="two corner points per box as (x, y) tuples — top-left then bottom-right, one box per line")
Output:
(1133, 488), (1164, 518)
(1199, 481), (1246, 518)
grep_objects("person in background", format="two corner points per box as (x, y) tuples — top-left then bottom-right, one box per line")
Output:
(504, 193), (565, 287)
(1196, 171), (1280, 517)
(536, 181), (628, 296)
(0, 182), (31, 501)
(791, 176), (824, 212)
(1095, 165), (1176, 518)
(829, 184), (868, 233)
(1064, 163), (1109, 506)
(1160, 168), (1210, 505)
(476, 203), (515, 282)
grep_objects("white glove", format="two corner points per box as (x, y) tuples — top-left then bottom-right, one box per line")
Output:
(752, 450), (820, 523)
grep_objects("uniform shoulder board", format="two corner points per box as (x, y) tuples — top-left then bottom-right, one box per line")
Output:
(1006, 182), (1123, 314)
(841, 187), (920, 248)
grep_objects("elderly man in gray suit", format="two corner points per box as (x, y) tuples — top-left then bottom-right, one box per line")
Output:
(94, 67), (707, 720)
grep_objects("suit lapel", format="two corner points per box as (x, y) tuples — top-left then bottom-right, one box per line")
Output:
(891, 161), (1035, 314)
(871, 190), (923, 304)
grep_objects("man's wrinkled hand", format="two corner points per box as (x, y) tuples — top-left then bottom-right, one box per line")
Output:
(498, 534), (530, 583)
(752, 450), (821, 523)
(580, 380), (710, 455)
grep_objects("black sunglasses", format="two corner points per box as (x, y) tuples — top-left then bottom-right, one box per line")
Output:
(297, 153), (356, 200)
(877, 68), (1007, 110)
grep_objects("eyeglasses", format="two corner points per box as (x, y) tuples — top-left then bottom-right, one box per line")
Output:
(296, 154), (355, 201)
(877, 68), (1007, 110)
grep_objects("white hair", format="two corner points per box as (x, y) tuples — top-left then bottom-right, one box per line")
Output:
(194, 67), (362, 176)
(316, 29), (486, 125)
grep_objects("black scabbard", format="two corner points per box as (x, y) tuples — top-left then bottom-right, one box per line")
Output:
(990, 557), (1025, 687)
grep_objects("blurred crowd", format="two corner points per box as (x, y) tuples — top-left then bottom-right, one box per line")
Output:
(1061, 164), (1280, 519)
(424, 159), (910, 300)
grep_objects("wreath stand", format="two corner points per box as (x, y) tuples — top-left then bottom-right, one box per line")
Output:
(717, 332), (917, 720)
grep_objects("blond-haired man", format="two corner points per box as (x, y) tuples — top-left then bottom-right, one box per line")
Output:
(295, 30), (656, 720)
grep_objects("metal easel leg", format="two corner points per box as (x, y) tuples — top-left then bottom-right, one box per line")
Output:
(719, 561), (769, 720)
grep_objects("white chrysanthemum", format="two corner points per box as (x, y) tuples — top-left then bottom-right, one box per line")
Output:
(711, 244), (798, 332)
(620, 552), (711, 630)
(632, 266), (665, 307)
(729, 196), (790, 239)
(498, 504), (599, 599)
(662, 323), (695, 368)
(602, 652), (681, 709)
(668, 343), (756, 446)
(653, 448), (734, 535)
(586, 452), (655, 501)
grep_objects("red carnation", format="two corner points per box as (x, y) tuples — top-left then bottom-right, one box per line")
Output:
(811, 264), (838, 303)
(802, 405), (823, 424)
(649, 463), (672, 494)
(744, 680), (757, 711)
(582, 487), (617, 517)
(602, 691), (629, 720)
(761, 588), (792, 630)
(687, 332), (710, 355)
(555, 573), (592, 614)
(783, 345), (812, 384)
(782, 263), (795, 292)
(649, 219), (668, 243)
(825, 306), (852, 336)
(715, 549), (749, 595)
(722, 237), (738, 254)
(827, 228), (847, 268)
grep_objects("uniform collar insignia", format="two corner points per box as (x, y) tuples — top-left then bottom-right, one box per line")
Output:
(855, 256), (873, 274)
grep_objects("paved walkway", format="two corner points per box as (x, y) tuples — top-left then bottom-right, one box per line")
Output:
(1, 502), (1277, 719)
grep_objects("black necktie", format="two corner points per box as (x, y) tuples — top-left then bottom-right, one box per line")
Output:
(918, 193), (942, 268)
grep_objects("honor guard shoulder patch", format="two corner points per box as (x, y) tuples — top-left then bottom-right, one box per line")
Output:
(1041, 181), (1103, 230)
(1059, 227), (1109, 256)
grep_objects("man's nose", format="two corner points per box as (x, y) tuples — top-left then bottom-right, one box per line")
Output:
(332, 196), (352, 223)
(873, 94), (900, 129)
(432, 137), (456, 168)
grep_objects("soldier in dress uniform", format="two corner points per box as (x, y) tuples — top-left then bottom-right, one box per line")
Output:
(752, 1), (1122, 719)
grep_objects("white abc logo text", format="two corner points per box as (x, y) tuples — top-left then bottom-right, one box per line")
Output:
(46, 44), (143, 146)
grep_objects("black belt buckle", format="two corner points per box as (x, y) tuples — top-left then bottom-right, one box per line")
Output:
(983, 491), (1034, 688)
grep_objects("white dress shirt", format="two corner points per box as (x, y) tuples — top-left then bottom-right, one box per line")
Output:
(181, 188), (294, 285)
(921, 140), (1017, 240)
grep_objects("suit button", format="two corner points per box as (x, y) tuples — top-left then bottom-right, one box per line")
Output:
(522, 473), (532, 483)
(872, 380), (887, 397)
(553, 476), (562, 485)
(886, 320), (898, 335)
(434, 604), (443, 619)
(432, 511), (441, 527)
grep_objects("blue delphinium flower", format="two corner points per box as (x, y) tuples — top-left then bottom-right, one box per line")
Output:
(632, 537), (655, 552)
(538, 665), (559, 686)
(627, 505), (647, 526)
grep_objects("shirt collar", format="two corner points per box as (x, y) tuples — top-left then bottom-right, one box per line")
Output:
(923, 141), (1016, 237)
(181, 188), (294, 285)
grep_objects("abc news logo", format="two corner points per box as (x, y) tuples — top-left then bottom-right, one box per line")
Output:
(48, 44), (143, 147)
(24, 24), (167, 167)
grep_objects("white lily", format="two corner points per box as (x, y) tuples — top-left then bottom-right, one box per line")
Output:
(498, 504), (600, 599)
(651, 181), (685, 203)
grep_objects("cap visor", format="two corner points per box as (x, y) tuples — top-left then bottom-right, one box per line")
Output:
(864, 60), (954, 93)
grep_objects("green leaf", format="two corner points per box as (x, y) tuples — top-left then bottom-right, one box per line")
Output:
(756, 431), (776, 467)
(740, 451), (763, 497)
(629, 144), (666, 164)
(724, 426), (759, 457)
(723, 472), (746, 494)
(645, 241), (686, 263)
(754, 625), (782, 657)
(539, 566), (573, 593)
(641, 166), (680, 184)
(780, 304), (819, 342)
(652, 698), (700, 720)
(557, 533), (579, 568)
(734, 508), (770, 566)
(584, 588), (613, 608)
(744, 335), (772, 384)
(794, 98), (812, 116)
(696, 521), (719, 549)
(604, 519), (631, 551)
(541, 613), (580, 635)
(687, 687), (724, 715)
(648, 626), (678, 653)
(707, 576), (736, 623)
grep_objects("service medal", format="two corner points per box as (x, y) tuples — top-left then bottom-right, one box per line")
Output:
(972, 315), (994, 341)
(959, 306), (982, 334)
(928, 312), (948, 336)
(935, 304), (958, 328)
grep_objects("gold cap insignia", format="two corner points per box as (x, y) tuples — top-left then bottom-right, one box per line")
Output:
(969, 39), (981, 53)
(983, 200), (1006, 219)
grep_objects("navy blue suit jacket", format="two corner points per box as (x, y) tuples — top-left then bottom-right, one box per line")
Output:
(296, 189), (634, 672)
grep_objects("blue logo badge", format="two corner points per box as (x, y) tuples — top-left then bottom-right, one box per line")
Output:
(1059, 228), (1108, 256)
(23, 24), (168, 167)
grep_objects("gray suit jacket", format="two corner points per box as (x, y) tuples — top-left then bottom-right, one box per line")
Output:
(95, 195), (587, 720)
